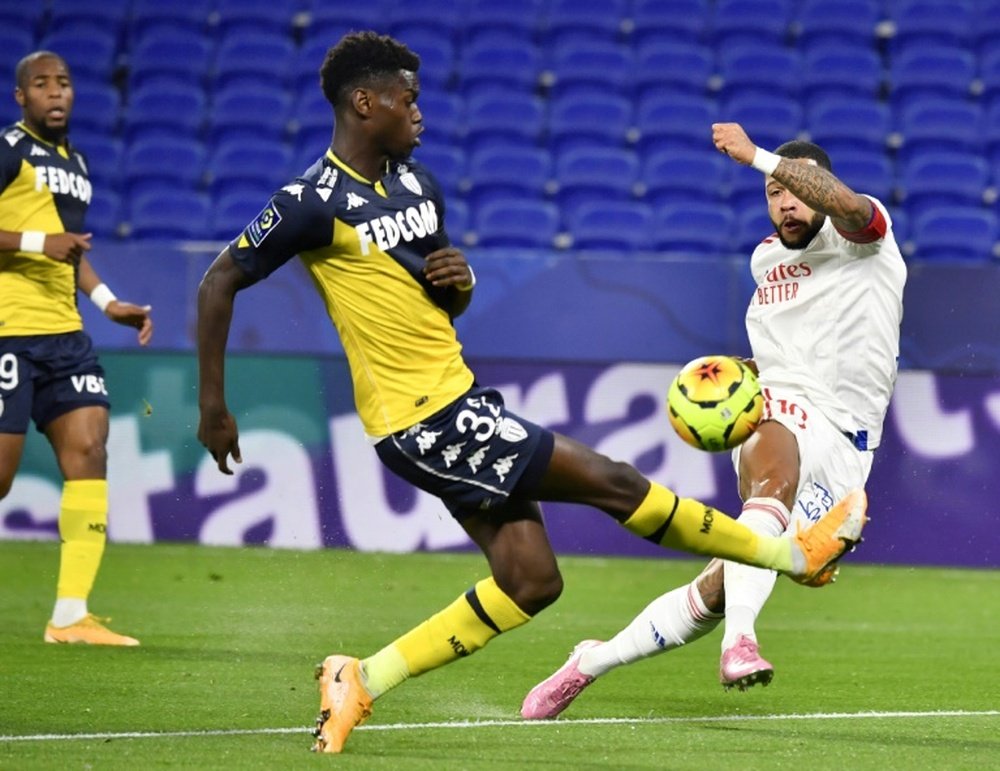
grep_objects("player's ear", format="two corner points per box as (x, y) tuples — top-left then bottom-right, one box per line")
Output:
(14, 88), (25, 108)
(351, 87), (373, 118)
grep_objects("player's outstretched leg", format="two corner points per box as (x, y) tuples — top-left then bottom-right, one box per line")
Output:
(787, 489), (867, 585)
(521, 640), (602, 720)
(719, 634), (774, 691)
(312, 655), (373, 754)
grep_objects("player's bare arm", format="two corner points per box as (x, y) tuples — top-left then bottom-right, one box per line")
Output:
(77, 255), (154, 346)
(0, 229), (91, 263)
(712, 122), (872, 233)
(197, 248), (254, 474)
(423, 246), (474, 317)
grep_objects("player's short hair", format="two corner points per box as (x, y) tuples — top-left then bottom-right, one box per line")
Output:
(15, 51), (68, 90)
(774, 140), (832, 172)
(319, 31), (420, 108)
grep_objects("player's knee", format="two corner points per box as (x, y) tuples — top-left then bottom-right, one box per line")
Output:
(0, 474), (13, 500)
(509, 570), (564, 616)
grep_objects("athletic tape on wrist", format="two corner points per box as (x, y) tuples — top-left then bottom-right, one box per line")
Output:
(751, 147), (782, 176)
(19, 230), (46, 253)
(89, 283), (117, 313)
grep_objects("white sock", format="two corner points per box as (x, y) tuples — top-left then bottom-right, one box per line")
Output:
(51, 598), (88, 628)
(579, 583), (723, 677)
(721, 497), (789, 650)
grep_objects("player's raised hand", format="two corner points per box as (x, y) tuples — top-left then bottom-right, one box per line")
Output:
(106, 300), (154, 346)
(712, 123), (757, 166)
(423, 246), (474, 289)
(43, 231), (91, 263)
(197, 405), (242, 475)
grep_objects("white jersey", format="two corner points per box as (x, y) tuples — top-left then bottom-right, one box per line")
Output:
(745, 196), (906, 450)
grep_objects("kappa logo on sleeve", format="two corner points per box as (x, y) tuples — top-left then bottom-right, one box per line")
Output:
(247, 201), (282, 246)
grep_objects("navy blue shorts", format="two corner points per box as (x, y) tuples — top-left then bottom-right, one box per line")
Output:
(0, 332), (109, 434)
(375, 386), (554, 518)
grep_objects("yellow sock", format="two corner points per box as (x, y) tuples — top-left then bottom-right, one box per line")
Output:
(362, 577), (531, 698)
(56, 480), (108, 600)
(622, 482), (792, 572)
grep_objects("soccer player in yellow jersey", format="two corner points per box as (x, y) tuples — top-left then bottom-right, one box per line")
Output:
(196, 32), (865, 753)
(0, 52), (153, 646)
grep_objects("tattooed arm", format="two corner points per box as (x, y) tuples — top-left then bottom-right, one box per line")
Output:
(712, 122), (873, 233)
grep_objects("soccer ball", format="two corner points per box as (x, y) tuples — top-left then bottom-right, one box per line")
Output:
(666, 355), (763, 452)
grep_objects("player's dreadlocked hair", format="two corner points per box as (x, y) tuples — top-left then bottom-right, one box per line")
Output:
(319, 31), (420, 109)
(774, 140), (833, 172)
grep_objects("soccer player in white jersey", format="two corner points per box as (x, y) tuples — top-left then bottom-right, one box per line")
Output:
(521, 123), (907, 719)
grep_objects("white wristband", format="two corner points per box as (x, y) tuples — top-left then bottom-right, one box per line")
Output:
(89, 283), (117, 313)
(19, 230), (46, 253)
(457, 265), (476, 291)
(751, 147), (782, 176)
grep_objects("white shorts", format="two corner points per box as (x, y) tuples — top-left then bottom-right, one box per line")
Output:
(731, 384), (874, 530)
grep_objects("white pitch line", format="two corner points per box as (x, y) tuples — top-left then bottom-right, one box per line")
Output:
(1, 709), (997, 743)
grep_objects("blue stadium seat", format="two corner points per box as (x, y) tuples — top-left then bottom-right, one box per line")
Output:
(980, 49), (1000, 112)
(0, 3), (42, 36)
(631, 0), (712, 48)
(38, 27), (118, 81)
(640, 149), (729, 207)
(413, 91), (464, 146)
(292, 87), (334, 154)
(412, 145), (466, 198)
(717, 44), (801, 100)
(214, 0), (301, 36)
(47, 0), (130, 36)
(795, 0), (882, 52)
(76, 135), (124, 193)
(634, 41), (715, 99)
(294, 38), (333, 92)
(128, 192), (212, 240)
(976, 1), (1000, 57)
(211, 190), (270, 240)
(85, 189), (123, 239)
(71, 84), (122, 135)
(802, 45), (883, 105)
(129, 0), (214, 43)
(124, 137), (207, 198)
(463, 0), (544, 45)
(554, 147), (640, 212)
(807, 97), (891, 155)
(987, 102), (1000, 167)
(0, 29), (34, 86)
(896, 98), (983, 162)
(466, 146), (552, 207)
(732, 207), (776, 253)
(213, 31), (297, 89)
(208, 140), (294, 196)
(128, 32), (213, 90)
(457, 38), (542, 95)
(830, 149), (896, 204)
(910, 206), (999, 262)
(208, 84), (293, 144)
(635, 92), (719, 155)
(898, 152), (991, 219)
(473, 198), (561, 249)
(722, 94), (804, 153)
(389, 0), (466, 43)
(395, 32), (455, 91)
(542, 0), (629, 47)
(465, 92), (544, 153)
(123, 83), (208, 141)
(710, 0), (795, 49)
(886, 0), (975, 56)
(549, 93), (633, 154)
(546, 41), (635, 99)
(652, 202), (736, 255)
(888, 46), (977, 110)
(566, 200), (654, 253)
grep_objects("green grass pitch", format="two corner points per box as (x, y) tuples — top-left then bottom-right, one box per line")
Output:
(1, 541), (997, 769)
